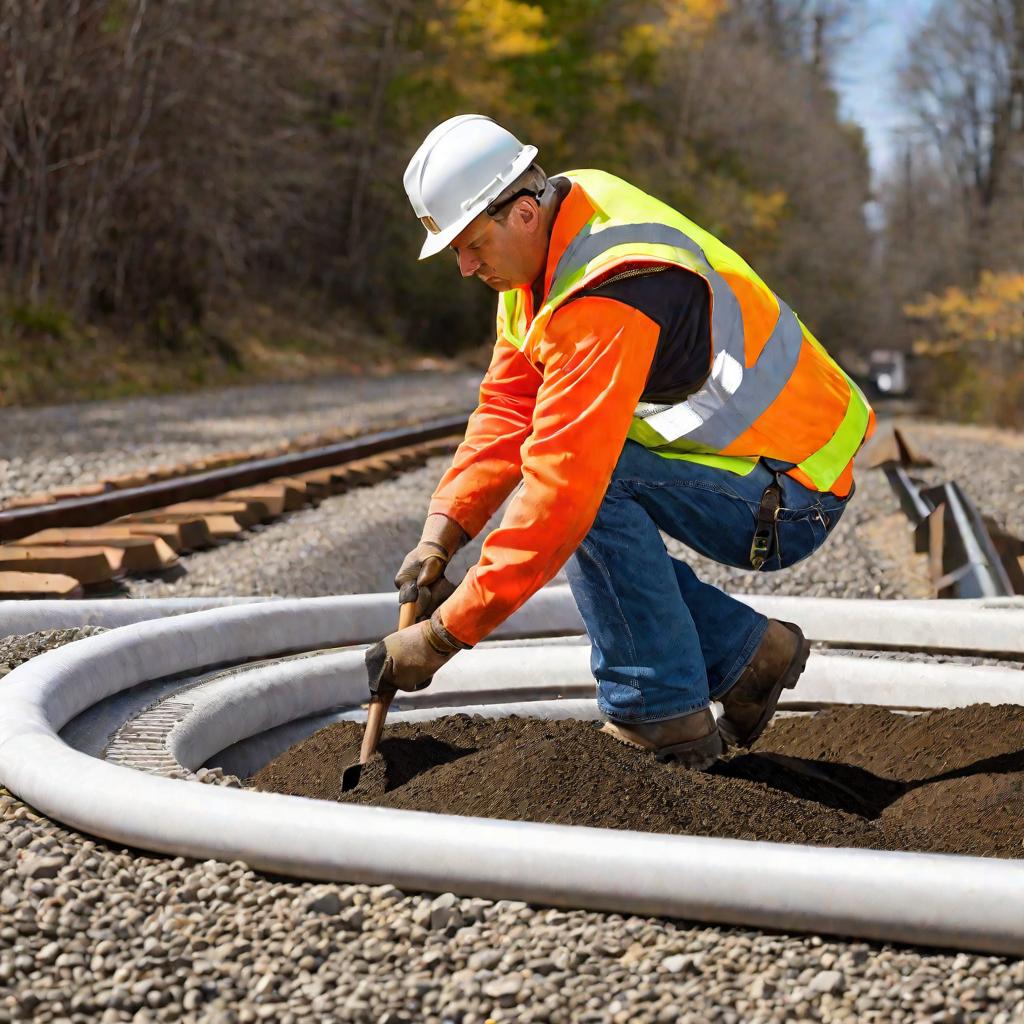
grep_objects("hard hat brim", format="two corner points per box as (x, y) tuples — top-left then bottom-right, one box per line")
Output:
(418, 216), (474, 260)
(416, 145), (539, 260)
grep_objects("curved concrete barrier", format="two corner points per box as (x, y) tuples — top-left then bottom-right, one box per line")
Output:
(5, 587), (1023, 654)
(2, 596), (1024, 955)
(161, 646), (1024, 777)
(0, 597), (278, 638)
(61, 635), (1024, 782)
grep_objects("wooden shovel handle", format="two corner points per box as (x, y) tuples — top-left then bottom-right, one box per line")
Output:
(358, 599), (418, 763)
(398, 600), (418, 631)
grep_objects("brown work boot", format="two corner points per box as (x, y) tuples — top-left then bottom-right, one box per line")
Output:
(717, 619), (810, 748)
(601, 708), (722, 769)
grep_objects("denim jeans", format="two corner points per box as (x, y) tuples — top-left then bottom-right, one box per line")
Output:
(564, 441), (851, 723)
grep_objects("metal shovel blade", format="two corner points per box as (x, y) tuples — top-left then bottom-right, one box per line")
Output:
(340, 688), (395, 793)
(340, 759), (365, 793)
(340, 599), (414, 793)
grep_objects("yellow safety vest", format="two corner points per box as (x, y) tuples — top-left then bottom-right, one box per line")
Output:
(498, 169), (874, 495)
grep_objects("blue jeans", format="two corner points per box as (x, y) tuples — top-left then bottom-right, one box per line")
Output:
(564, 441), (851, 723)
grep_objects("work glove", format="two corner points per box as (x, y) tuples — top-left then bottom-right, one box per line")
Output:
(395, 514), (467, 621)
(364, 609), (471, 693)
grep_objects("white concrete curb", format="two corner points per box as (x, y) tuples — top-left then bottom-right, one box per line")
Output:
(160, 646), (1023, 777)
(2, 594), (1024, 954)
(5, 586), (1024, 653)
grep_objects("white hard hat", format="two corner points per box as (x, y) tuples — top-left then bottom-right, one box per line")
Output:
(404, 114), (538, 260)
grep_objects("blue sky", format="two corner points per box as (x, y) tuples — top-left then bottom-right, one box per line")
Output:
(832, 0), (937, 179)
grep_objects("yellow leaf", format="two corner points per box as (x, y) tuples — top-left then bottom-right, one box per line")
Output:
(451, 0), (549, 59)
(903, 272), (1024, 350)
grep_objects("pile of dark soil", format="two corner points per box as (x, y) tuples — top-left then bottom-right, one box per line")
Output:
(247, 705), (1024, 858)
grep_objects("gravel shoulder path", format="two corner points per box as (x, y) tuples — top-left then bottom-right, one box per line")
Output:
(3, 768), (1023, 1024)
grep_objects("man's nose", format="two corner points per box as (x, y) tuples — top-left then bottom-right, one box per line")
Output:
(457, 249), (481, 278)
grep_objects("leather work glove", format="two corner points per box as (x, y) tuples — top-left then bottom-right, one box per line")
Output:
(364, 609), (471, 693)
(395, 514), (468, 621)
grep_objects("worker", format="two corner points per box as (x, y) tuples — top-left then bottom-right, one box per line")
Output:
(364, 114), (874, 769)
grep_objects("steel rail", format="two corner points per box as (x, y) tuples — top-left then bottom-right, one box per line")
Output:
(923, 481), (1016, 599)
(882, 463), (934, 527)
(881, 458), (1018, 597)
(0, 412), (471, 542)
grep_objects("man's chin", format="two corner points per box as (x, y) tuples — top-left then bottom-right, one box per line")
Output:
(480, 275), (512, 291)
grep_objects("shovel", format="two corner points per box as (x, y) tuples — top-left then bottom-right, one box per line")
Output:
(340, 598), (418, 793)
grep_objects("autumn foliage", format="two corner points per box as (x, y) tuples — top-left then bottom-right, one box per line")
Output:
(0, 2), (875, 365)
(905, 273), (1024, 427)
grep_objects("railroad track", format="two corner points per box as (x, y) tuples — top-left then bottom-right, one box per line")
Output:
(0, 413), (470, 599)
(6, 411), (1019, 603)
(2, 587), (1023, 955)
(5, 409), (1024, 983)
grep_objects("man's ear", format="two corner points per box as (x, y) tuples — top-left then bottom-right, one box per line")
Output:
(514, 198), (542, 234)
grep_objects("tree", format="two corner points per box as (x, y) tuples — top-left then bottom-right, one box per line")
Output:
(900, 0), (1024, 277)
(615, 1), (874, 353)
(727, 0), (859, 72)
(905, 271), (1024, 425)
(0, 0), (357, 328)
(0, 0), (887, 367)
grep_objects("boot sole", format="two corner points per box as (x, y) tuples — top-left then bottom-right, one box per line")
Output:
(601, 722), (723, 771)
(654, 729), (724, 771)
(718, 621), (811, 749)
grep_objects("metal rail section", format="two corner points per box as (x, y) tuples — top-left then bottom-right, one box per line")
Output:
(3, 588), (1024, 955)
(878, 439), (1018, 599)
(922, 481), (1017, 598)
(0, 413), (471, 543)
(883, 464), (934, 529)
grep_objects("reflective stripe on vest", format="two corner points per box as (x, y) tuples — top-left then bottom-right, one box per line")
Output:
(547, 218), (805, 451)
(500, 169), (873, 494)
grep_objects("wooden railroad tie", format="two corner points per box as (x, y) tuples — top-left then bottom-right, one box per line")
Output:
(115, 516), (214, 550)
(0, 546), (124, 585)
(0, 571), (84, 599)
(10, 529), (179, 573)
(122, 510), (244, 541)
(0, 431), (465, 598)
(159, 500), (266, 528)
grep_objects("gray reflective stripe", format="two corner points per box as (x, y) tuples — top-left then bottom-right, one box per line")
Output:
(704, 265), (746, 362)
(550, 221), (708, 294)
(548, 217), (598, 291)
(548, 217), (804, 450)
(549, 222), (746, 363)
(645, 298), (804, 448)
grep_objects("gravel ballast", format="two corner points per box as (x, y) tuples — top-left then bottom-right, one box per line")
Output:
(3, 402), (1024, 1021)
(129, 418), (977, 602)
(3, 782), (1024, 1024)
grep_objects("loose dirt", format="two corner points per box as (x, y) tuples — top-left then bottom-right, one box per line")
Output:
(248, 705), (1024, 859)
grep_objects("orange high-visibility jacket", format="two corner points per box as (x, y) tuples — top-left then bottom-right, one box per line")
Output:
(430, 171), (875, 646)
